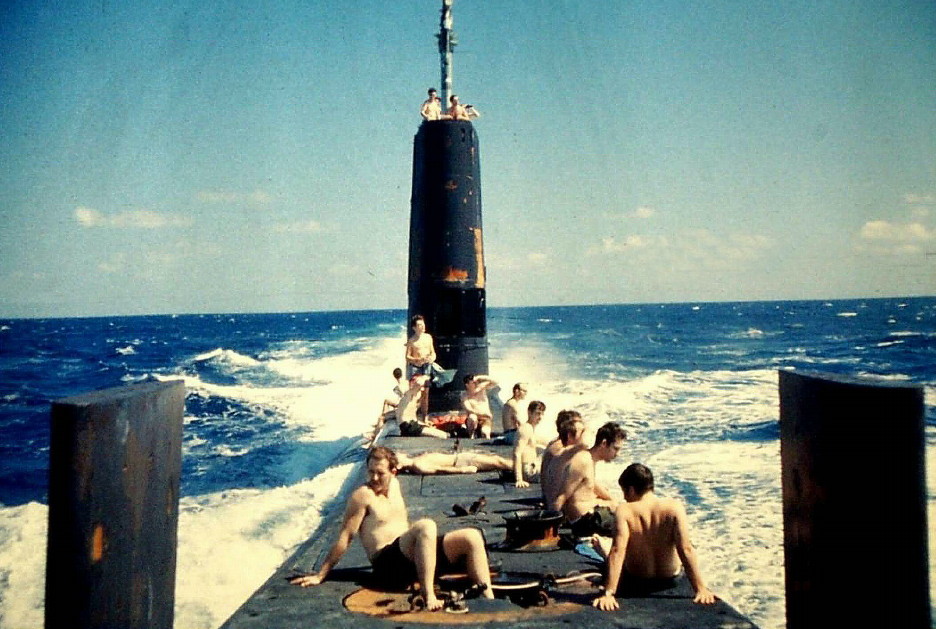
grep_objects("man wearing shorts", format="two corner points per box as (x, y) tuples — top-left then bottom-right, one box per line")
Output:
(551, 422), (628, 537)
(289, 447), (494, 611)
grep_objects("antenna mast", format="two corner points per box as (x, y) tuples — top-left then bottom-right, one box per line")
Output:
(437, 0), (457, 110)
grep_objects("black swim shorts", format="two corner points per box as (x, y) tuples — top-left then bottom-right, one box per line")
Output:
(399, 420), (424, 437)
(569, 505), (616, 538)
(370, 536), (460, 587)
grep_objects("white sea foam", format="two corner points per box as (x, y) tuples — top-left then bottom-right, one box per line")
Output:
(193, 348), (261, 368)
(0, 501), (47, 629)
(173, 463), (356, 628)
(836, 312), (858, 317)
(115, 345), (136, 355)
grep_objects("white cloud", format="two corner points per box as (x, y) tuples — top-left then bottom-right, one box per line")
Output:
(273, 220), (323, 233)
(75, 206), (104, 227)
(74, 206), (192, 229)
(587, 229), (772, 269)
(631, 206), (656, 219)
(857, 220), (935, 256)
(196, 189), (272, 206)
(903, 193), (936, 205)
(527, 252), (548, 264)
(97, 253), (126, 274)
(859, 220), (934, 242)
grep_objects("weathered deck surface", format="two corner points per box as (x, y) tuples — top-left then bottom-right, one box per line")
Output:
(221, 434), (759, 629)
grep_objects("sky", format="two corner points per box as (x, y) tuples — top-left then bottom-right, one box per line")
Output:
(1, 0), (934, 318)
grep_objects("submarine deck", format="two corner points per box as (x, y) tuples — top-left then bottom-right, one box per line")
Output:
(220, 433), (759, 629)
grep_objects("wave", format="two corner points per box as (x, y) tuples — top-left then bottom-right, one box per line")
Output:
(193, 348), (261, 367)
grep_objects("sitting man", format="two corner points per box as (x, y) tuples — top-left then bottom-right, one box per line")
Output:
(550, 421), (627, 539)
(396, 375), (448, 439)
(511, 400), (546, 488)
(592, 463), (717, 610)
(460, 374), (497, 439)
(397, 450), (512, 475)
(378, 367), (407, 422)
(541, 410), (587, 506)
(290, 447), (495, 611)
(500, 382), (528, 445)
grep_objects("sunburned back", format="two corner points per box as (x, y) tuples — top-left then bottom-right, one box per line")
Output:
(540, 439), (565, 505)
(559, 449), (598, 521)
(396, 387), (420, 422)
(620, 497), (681, 579)
(359, 480), (409, 561)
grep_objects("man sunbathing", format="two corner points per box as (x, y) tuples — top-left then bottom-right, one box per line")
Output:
(592, 463), (717, 611)
(290, 446), (494, 611)
(397, 450), (513, 475)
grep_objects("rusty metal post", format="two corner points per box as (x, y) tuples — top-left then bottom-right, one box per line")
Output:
(45, 380), (185, 629)
(779, 370), (929, 629)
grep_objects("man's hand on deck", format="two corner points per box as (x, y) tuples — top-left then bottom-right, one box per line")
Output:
(514, 478), (529, 488)
(289, 573), (324, 588)
(693, 587), (717, 604)
(592, 592), (619, 611)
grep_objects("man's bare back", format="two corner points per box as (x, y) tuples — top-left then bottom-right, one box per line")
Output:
(554, 448), (600, 521)
(593, 463), (715, 611)
(613, 495), (682, 578)
(541, 440), (586, 507)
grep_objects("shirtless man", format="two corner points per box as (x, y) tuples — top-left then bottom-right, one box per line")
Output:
(378, 367), (407, 419)
(500, 383), (527, 445)
(397, 450), (512, 475)
(290, 447), (494, 611)
(592, 463), (716, 611)
(512, 400), (546, 488)
(551, 422), (627, 538)
(447, 94), (470, 120)
(460, 374), (497, 438)
(396, 375), (448, 439)
(420, 88), (442, 121)
(405, 315), (435, 415)
(541, 410), (587, 506)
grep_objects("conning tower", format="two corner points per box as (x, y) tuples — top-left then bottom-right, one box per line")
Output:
(408, 0), (488, 411)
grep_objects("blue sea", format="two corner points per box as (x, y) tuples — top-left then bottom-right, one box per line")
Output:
(1, 298), (934, 629)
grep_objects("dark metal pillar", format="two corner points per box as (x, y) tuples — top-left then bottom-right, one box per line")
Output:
(45, 380), (185, 629)
(779, 370), (929, 629)
(408, 119), (489, 411)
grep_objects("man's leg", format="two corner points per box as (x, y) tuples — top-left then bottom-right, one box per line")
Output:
(440, 528), (495, 599)
(399, 518), (443, 611)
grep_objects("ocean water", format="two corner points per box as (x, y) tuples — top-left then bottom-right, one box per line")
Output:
(1, 298), (934, 629)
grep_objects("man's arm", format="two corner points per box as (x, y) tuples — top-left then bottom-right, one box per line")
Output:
(474, 375), (496, 391)
(593, 503), (631, 611)
(405, 339), (420, 365)
(672, 501), (717, 604)
(512, 425), (532, 488)
(426, 335), (436, 364)
(290, 488), (369, 587)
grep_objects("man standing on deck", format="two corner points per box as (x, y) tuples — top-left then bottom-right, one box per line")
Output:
(592, 463), (716, 611)
(550, 422), (628, 538)
(501, 382), (528, 445)
(289, 446), (495, 611)
(405, 314), (436, 416)
(512, 400), (546, 488)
